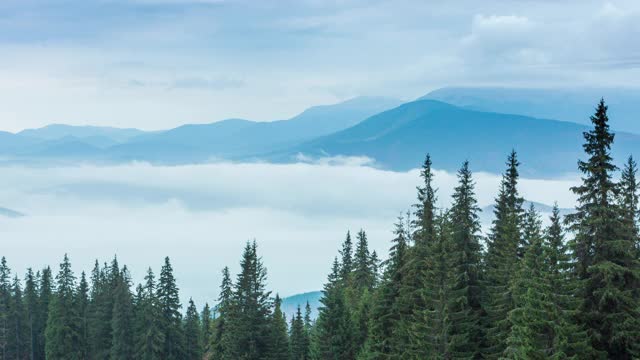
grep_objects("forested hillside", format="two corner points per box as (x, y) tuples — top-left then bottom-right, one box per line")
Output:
(1, 100), (638, 359)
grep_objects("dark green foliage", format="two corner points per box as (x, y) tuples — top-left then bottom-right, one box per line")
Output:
(184, 298), (203, 360)
(210, 266), (233, 360)
(76, 271), (89, 359)
(0, 257), (10, 360)
(111, 267), (134, 360)
(226, 241), (273, 360)
(446, 161), (483, 358)
(7, 275), (28, 359)
(269, 295), (289, 360)
(362, 216), (409, 358)
(36, 267), (52, 360)
(315, 258), (355, 360)
(157, 257), (185, 359)
(23, 268), (39, 360)
(290, 305), (309, 360)
(201, 303), (213, 354)
(482, 151), (524, 358)
(45, 254), (82, 360)
(566, 99), (640, 358)
(620, 156), (640, 257)
(134, 268), (165, 360)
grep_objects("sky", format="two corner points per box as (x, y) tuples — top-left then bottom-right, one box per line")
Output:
(0, 161), (579, 307)
(0, 0), (639, 131)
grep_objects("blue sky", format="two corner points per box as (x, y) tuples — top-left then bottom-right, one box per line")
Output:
(0, 0), (639, 131)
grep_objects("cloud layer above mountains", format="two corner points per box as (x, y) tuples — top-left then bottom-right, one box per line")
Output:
(0, 0), (639, 131)
(0, 161), (578, 306)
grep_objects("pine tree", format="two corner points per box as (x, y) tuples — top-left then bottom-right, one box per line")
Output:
(0, 257), (10, 360)
(88, 259), (118, 359)
(446, 161), (483, 358)
(619, 155), (639, 257)
(339, 232), (354, 284)
(545, 204), (593, 358)
(211, 266), (233, 360)
(566, 99), (640, 358)
(134, 268), (164, 360)
(226, 241), (273, 359)
(290, 305), (308, 360)
(504, 205), (554, 358)
(36, 267), (52, 360)
(23, 268), (38, 360)
(314, 257), (355, 360)
(76, 271), (89, 359)
(268, 295), (289, 360)
(111, 267), (134, 360)
(7, 275), (28, 360)
(363, 216), (409, 358)
(157, 257), (185, 359)
(394, 154), (438, 352)
(45, 254), (82, 360)
(201, 303), (213, 354)
(482, 151), (524, 358)
(183, 298), (203, 360)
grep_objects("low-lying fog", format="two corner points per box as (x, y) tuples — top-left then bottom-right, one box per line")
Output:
(0, 160), (579, 308)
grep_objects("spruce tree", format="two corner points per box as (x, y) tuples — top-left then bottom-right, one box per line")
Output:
(314, 257), (355, 360)
(201, 303), (212, 354)
(45, 254), (82, 360)
(339, 231), (354, 284)
(23, 268), (38, 360)
(36, 267), (52, 360)
(619, 155), (639, 257)
(211, 266), (233, 360)
(504, 205), (554, 358)
(111, 267), (134, 360)
(566, 99), (640, 358)
(482, 151), (524, 358)
(7, 275), (28, 359)
(290, 305), (308, 360)
(394, 154), (438, 352)
(446, 161), (483, 358)
(157, 257), (185, 359)
(545, 204), (593, 358)
(76, 271), (89, 359)
(134, 268), (164, 360)
(363, 216), (409, 358)
(227, 241), (273, 359)
(269, 295), (289, 360)
(0, 257), (10, 360)
(183, 298), (203, 360)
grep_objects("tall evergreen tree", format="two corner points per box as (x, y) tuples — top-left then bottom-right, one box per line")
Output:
(446, 161), (483, 358)
(268, 295), (289, 360)
(111, 267), (134, 360)
(314, 258), (355, 360)
(0, 257), (10, 360)
(7, 275), (28, 360)
(183, 298), (203, 360)
(566, 99), (640, 358)
(157, 257), (185, 359)
(290, 305), (308, 360)
(35, 267), (52, 360)
(211, 266), (233, 360)
(23, 268), (38, 360)
(226, 241), (273, 360)
(134, 268), (164, 360)
(619, 155), (639, 257)
(363, 216), (409, 358)
(339, 232), (354, 284)
(76, 271), (89, 359)
(482, 151), (524, 358)
(201, 303), (212, 354)
(394, 154), (438, 352)
(45, 254), (82, 360)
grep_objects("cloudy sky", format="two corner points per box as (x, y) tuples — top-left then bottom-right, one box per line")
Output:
(0, 0), (639, 131)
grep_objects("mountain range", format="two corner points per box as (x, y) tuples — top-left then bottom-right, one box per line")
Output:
(2, 88), (639, 177)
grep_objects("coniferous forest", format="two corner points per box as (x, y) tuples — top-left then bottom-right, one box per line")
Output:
(1, 100), (639, 359)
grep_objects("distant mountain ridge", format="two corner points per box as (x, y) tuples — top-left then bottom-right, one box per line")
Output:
(422, 87), (640, 134)
(283, 99), (640, 176)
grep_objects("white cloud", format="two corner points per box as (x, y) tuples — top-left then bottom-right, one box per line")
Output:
(0, 161), (579, 307)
